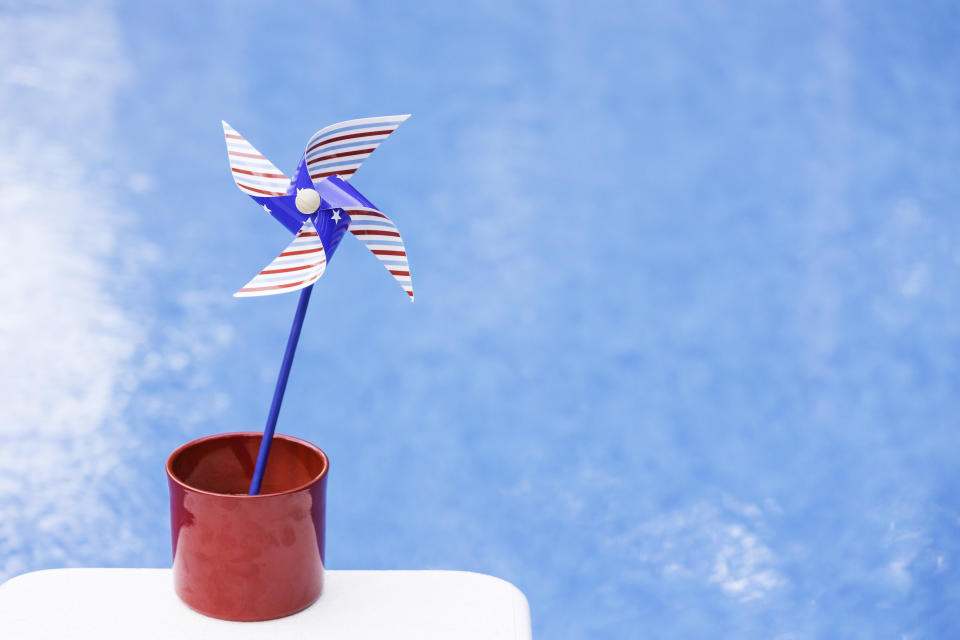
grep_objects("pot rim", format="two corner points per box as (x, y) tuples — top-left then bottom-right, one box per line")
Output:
(165, 431), (329, 499)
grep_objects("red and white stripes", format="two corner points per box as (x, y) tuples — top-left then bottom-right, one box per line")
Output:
(235, 221), (327, 297)
(305, 115), (410, 182)
(346, 206), (414, 300)
(222, 121), (290, 197)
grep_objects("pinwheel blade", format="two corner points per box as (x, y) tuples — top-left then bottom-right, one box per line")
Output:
(222, 121), (290, 197)
(348, 207), (414, 301)
(235, 221), (327, 297)
(305, 115), (410, 182)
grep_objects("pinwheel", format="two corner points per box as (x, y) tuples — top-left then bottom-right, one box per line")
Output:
(222, 115), (413, 493)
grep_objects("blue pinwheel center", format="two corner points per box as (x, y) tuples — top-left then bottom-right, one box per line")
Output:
(252, 193), (351, 258)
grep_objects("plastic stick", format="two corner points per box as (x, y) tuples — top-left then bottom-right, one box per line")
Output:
(248, 284), (314, 494)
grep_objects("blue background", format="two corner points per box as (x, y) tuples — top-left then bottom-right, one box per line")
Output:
(0, 1), (958, 637)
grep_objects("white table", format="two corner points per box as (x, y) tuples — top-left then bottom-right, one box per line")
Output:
(0, 569), (532, 639)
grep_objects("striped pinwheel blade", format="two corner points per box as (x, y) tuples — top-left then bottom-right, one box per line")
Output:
(347, 206), (414, 301)
(235, 221), (326, 297)
(222, 121), (290, 197)
(305, 115), (410, 182)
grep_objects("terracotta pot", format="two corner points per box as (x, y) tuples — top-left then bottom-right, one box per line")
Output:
(166, 432), (329, 621)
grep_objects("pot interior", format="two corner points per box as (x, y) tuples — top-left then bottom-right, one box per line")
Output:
(168, 433), (327, 495)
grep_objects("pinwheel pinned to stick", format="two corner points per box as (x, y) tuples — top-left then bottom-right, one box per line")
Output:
(222, 115), (413, 494)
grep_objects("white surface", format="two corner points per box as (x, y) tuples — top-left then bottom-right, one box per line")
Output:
(0, 568), (532, 639)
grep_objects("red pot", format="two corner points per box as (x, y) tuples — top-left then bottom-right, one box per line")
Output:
(166, 432), (329, 621)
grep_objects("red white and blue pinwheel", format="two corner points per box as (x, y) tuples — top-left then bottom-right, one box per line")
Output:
(221, 115), (413, 494)
(223, 115), (413, 300)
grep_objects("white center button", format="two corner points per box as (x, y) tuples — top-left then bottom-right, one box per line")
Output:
(295, 188), (321, 214)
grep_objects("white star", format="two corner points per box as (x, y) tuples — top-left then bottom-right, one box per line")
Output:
(331, 209), (342, 223)
(262, 204), (271, 213)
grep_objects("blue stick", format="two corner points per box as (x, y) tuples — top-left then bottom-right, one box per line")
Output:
(248, 284), (314, 495)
